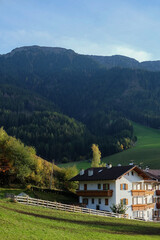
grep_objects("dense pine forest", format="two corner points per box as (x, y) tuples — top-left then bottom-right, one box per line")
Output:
(1, 46), (160, 163)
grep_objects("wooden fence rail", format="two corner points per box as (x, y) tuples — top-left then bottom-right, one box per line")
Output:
(14, 195), (128, 219)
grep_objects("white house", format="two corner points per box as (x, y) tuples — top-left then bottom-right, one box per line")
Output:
(144, 169), (160, 221)
(71, 165), (157, 221)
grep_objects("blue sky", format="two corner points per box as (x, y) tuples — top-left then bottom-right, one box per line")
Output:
(0, 0), (160, 61)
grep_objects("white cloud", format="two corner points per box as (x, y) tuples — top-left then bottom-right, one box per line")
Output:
(0, 30), (152, 62)
(112, 45), (152, 62)
(57, 37), (152, 62)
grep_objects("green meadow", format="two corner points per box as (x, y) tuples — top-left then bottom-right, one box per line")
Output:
(59, 122), (160, 169)
(0, 198), (160, 240)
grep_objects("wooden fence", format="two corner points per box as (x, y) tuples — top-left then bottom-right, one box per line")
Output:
(14, 195), (128, 219)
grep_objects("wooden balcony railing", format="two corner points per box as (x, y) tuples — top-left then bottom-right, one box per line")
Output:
(76, 190), (113, 197)
(156, 203), (160, 209)
(131, 190), (154, 196)
(132, 203), (155, 211)
(156, 190), (160, 196)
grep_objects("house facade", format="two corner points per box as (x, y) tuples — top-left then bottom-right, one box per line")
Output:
(71, 165), (159, 221)
(144, 169), (160, 221)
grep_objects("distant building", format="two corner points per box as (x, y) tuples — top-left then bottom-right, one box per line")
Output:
(71, 165), (160, 221)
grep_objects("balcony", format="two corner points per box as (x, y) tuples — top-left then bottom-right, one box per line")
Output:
(156, 203), (160, 209)
(131, 190), (154, 196)
(76, 190), (113, 197)
(132, 203), (155, 211)
(156, 190), (160, 196)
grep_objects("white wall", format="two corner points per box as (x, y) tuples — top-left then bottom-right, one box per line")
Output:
(78, 169), (156, 220)
(79, 180), (116, 211)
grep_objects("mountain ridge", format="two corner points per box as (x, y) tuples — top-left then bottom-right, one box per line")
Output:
(0, 45), (160, 163)
(2, 45), (160, 71)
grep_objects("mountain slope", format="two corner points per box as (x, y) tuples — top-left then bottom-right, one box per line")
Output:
(1, 46), (160, 163)
(59, 122), (160, 169)
(89, 54), (160, 71)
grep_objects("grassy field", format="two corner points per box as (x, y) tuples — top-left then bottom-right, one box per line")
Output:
(59, 122), (160, 170)
(0, 198), (160, 240)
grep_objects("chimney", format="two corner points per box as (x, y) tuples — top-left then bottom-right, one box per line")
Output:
(145, 166), (149, 172)
(88, 169), (93, 176)
(80, 169), (84, 175)
(107, 163), (112, 169)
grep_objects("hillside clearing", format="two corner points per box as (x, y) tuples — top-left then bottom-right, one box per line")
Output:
(0, 188), (78, 205)
(0, 199), (160, 240)
(59, 122), (160, 169)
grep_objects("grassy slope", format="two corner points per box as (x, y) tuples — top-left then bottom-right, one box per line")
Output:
(59, 122), (160, 169)
(0, 188), (78, 205)
(0, 199), (160, 240)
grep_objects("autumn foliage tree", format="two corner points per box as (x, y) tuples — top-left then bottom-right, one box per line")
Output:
(91, 144), (105, 167)
(0, 127), (78, 191)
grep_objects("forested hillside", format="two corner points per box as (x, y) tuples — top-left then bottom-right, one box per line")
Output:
(0, 128), (78, 191)
(1, 46), (160, 163)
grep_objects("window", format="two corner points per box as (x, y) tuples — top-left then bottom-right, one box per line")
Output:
(120, 184), (128, 190)
(98, 198), (101, 204)
(103, 184), (110, 190)
(133, 211), (138, 218)
(98, 184), (101, 190)
(83, 198), (88, 205)
(155, 211), (157, 216)
(84, 184), (87, 191)
(105, 199), (109, 205)
(121, 198), (128, 205)
(132, 171), (134, 176)
(92, 198), (94, 204)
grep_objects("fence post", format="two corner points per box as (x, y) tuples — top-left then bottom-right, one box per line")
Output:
(14, 196), (129, 220)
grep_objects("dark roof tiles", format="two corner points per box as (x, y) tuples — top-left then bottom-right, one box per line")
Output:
(144, 169), (160, 181)
(70, 165), (135, 181)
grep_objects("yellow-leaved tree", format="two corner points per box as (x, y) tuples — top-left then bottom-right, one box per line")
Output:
(91, 144), (105, 167)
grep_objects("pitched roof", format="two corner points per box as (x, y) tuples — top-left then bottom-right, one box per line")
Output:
(144, 169), (160, 182)
(70, 165), (149, 181)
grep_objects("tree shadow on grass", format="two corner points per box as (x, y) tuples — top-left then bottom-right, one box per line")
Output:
(1, 205), (160, 236)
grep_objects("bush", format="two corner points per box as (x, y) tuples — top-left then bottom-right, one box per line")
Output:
(111, 203), (127, 214)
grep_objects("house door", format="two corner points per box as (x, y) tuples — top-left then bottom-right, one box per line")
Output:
(96, 205), (100, 210)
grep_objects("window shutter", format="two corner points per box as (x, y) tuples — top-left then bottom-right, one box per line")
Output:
(103, 184), (106, 190)
(126, 199), (128, 205)
(108, 184), (110, 190)
(120, 199), (123, 204)
(120, 184), (123, 190)
(105, 199), (108, 205)
(126, 184), (128, 190)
